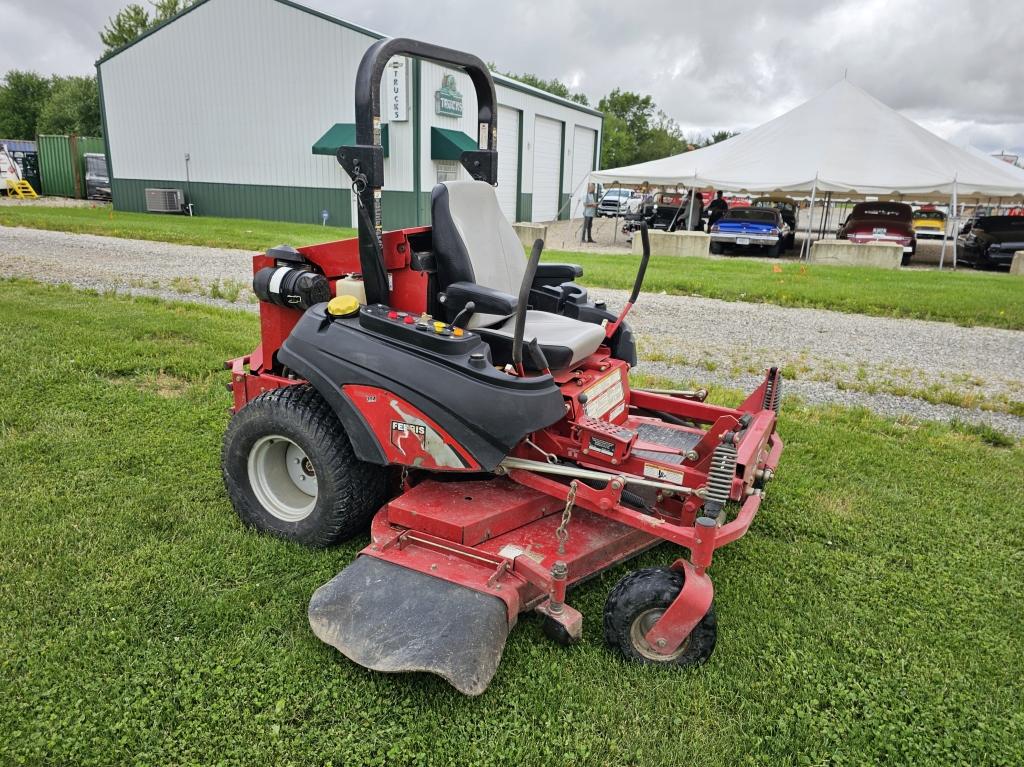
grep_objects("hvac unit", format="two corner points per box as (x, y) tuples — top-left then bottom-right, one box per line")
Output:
(144, 187), (185, 213)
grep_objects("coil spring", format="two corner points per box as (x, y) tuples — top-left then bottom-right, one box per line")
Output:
(762, 369), (782, 414)
(705, 438), (738, 509)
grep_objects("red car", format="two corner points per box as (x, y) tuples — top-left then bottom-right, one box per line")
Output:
(837, 202), (916, 264)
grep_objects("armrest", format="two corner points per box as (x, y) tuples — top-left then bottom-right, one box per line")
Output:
(535, 263), (583, 280)
(444, 281), (517, 319)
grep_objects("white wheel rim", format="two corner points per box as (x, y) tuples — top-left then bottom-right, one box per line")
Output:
(247, 434), (318, 522)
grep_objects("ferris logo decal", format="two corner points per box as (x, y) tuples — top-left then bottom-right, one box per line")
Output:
(390, 420), (426, 450)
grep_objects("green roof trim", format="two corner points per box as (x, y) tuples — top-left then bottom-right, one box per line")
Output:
(430, 127), (477, 161)
(312, 123), (389, 157)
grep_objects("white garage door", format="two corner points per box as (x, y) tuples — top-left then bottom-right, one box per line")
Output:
(532, 116), (562, 222)
(569, 126), (597, 219)
(496, 106), (520, 221)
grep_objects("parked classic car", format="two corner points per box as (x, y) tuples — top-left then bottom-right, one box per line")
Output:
(956, 216), (1024, 269)
(709, 206), (791, 256)
(751, 196), (798, 247)
(622, 191), (700, 236)
(837, 201), (916, 264)
(912, 208), (946, 240)
(751, 196), (797, 228)
(596, 188), (641, 217)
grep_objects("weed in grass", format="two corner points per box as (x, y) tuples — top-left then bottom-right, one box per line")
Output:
(210, 278), (245, 303)
(950, 419), (1016, 447)
(170, 276), (202, 294)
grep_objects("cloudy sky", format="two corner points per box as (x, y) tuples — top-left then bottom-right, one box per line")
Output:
(3, 0), (1022, 155)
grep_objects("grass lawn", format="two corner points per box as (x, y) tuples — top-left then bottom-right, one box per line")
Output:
(1, 280), (1021, 766)
(2, 205), (1023, 330)
(0, 204), (354, 251)
(548, 249), (1024, 330)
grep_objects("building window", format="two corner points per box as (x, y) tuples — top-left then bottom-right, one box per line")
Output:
(436, 160), (459, 184)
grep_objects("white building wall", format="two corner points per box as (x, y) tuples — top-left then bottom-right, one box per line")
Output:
(100, 0), (602, 223)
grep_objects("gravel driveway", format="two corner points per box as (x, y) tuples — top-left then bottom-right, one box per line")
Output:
(2, 224), (1021, 437)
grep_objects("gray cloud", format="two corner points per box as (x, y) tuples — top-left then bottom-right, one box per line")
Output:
(3, 0), (1022, 155)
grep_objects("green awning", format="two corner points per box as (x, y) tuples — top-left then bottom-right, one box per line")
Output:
(430, 127), (477, 161)
(312, 123), (389, 157)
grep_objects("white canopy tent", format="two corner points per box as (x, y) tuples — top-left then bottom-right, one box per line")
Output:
(591, 81), (1024, 266)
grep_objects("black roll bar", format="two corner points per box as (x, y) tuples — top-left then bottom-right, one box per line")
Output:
(336, 37), (499, 306)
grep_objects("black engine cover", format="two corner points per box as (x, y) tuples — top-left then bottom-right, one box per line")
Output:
(277, 304), (566, 471)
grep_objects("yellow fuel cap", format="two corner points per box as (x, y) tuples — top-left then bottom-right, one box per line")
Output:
(326, 295), (360, 317)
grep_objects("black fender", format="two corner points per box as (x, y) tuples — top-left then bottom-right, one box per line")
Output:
(276, 305), (566, 470)
(278, 352), (388, 466)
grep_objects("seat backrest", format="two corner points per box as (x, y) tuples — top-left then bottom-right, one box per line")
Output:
(431, 180), (526, 295)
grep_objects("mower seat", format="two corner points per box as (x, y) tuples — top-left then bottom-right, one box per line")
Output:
(431, 180), (605, 370)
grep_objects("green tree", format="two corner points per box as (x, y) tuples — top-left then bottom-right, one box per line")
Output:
(0, 71), (53, 139)
(496, 68), (589, 106)
(697, 130), (737, 147)
(37, 76), (102, 136)
(597, 90), (687, 169)
(100, 1), (193, 53)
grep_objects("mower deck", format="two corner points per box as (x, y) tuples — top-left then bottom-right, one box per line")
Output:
(307, 414), (782, 694)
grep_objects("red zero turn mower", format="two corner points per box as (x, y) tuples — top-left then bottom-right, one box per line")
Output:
(222, 38), (784, 695)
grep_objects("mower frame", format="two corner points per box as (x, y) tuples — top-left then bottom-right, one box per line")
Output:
(224, 36), (784, 693)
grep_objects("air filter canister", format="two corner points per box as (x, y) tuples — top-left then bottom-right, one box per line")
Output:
(253, 266), (331, 310)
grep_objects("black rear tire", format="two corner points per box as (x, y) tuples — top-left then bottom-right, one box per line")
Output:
(709, 241), (724, 255)
(603, 567), (717, 666)
(765, 242), (781, 257)
(222, 384), (388, 548)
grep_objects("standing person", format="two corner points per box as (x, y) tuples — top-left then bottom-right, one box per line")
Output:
(691, 190), (705, 230)
(707, 190), (729, 229)
(582, 183), (597, 243)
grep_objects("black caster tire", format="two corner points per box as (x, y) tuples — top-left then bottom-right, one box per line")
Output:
(603, 567), (717, 666)
(222, 384), (388, 548)
(541, 614), (579, 647)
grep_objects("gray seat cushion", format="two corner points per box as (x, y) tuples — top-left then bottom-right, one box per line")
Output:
(431, 180), (606, 369)
(477, 311), (606, 370)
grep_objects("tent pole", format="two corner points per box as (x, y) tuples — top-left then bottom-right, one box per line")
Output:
(951, 180), (959, 269)
(802, 175), (818, 260)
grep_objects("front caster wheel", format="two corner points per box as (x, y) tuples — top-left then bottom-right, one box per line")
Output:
(602, 567), (717, 666)
(222, 384), (388, 548)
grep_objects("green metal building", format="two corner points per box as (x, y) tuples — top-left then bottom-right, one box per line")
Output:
(96, 0), (603, 229)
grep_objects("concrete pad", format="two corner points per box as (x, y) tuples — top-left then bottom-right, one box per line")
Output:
(633, 230), (711, 258)
(513, 222), (547, 249)
(809, 239), (903, 269)
(1012, 252), (1024, 275)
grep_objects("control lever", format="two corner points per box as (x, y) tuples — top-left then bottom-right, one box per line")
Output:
(452, 300), (476, 329)
(605, 223), (650, 338)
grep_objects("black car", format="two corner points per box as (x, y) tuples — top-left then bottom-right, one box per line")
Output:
(957, 216), (1024, 269)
